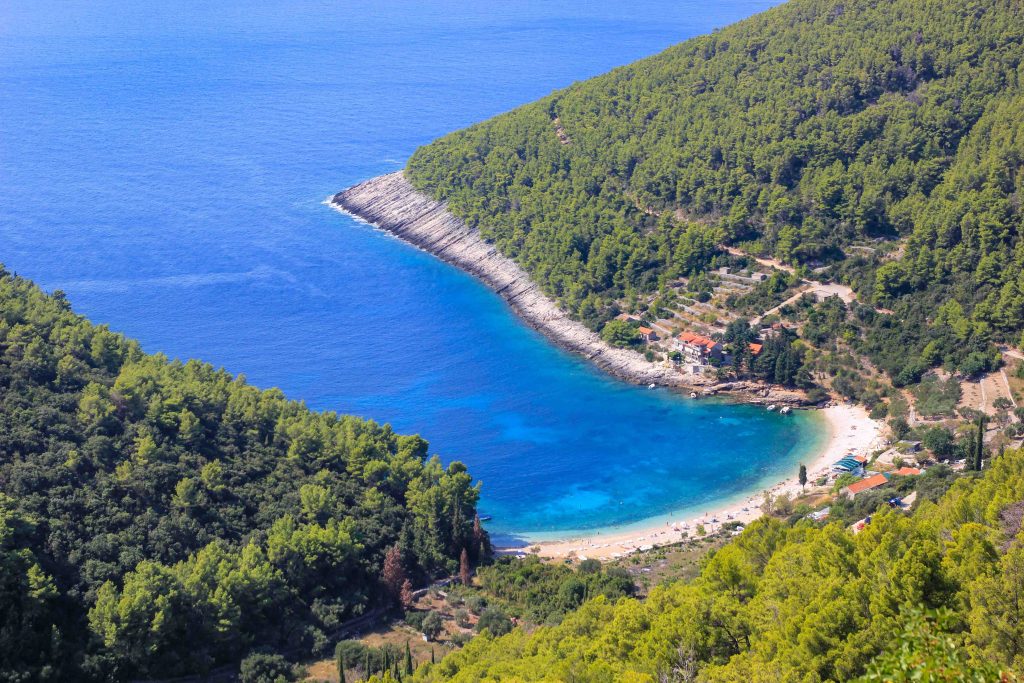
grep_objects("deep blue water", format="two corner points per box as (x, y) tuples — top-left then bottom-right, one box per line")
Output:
(0, 0), (817, 541)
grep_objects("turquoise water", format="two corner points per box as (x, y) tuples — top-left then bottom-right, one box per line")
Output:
(0, 0), (817, 543)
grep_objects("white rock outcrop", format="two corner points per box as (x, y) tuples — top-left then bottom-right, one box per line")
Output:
(332, 171), (687, 387)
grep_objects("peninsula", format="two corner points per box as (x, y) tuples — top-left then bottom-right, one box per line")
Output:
(332, 172), (806, 405)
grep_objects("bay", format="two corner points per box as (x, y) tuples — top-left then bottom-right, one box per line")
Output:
(0, 0), (820, 541)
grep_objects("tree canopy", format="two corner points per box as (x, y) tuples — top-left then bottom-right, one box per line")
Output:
(404, 448), (1024, 681)
(0, 268), (486, 680)
(408, 0), (1024, 381)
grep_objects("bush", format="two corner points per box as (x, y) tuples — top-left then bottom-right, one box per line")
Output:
(476, 607), (513, 636)
(450, 632), (473, 647)
(421, 611), (445, 641)
(240, 653), (295, 683)
(888, 417), (910, 440)
(454, 608), (471, 628)
(600, 320), (638, 348)
(805, 386), (830, 404)
(920, 426), (954, 458)
(464, 594), (486, 614)
(404, 610), (426, 631)
(334, 640), (370, 666)
(869, 402), (889, 420)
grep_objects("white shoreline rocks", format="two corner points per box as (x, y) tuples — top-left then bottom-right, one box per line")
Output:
(331, 171), (806, 403)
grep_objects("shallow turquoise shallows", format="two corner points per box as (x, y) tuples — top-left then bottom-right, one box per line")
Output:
(0, 0), (818, 543)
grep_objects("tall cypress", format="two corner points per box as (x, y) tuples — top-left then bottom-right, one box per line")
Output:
(405, 640), (413, 675)
(975, 417), (986, 471)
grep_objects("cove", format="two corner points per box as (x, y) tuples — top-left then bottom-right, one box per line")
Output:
(0, 0), (813, 541)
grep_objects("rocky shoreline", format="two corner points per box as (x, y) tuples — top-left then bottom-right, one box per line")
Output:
(330, 171), (807, 405)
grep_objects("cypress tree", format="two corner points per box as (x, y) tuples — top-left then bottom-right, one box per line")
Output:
(405, 640), (413, 675)
(431, 647), (435, 664)
(975, 417), (986, 471)
(460, 547), (471, 586)
(798, 463), (807, 492)
(337, 654), (346, 683)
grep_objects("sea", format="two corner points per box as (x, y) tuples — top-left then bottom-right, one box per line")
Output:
(0, 0), (819, 542)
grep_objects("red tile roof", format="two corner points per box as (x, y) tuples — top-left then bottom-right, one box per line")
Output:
(638, 326), (653, 335)
(893, 467), (922, 476)
(748, 342), (763, 355)
(845, 473), (889, 495)
(678, 332), (718, 350)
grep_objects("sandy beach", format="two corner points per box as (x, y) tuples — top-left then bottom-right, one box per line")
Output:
(510, 403), (884, 560)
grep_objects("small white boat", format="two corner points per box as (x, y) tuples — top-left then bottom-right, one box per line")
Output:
(689, 391), (698, 399)
(767, 404), (777, 411)
(780, 406), (791, 414)
(648, 383), (656, 389)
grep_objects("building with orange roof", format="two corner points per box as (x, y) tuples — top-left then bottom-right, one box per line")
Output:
(637, 326), (658, 342)
(892, 467), (922, 477)
(674, 331), (723, 366)
(840, 473), (890, 499)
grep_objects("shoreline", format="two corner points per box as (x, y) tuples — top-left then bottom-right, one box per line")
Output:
(330, 171), (805, 404)
(329, 172), (886, 557)
(516, 403), (883, 559)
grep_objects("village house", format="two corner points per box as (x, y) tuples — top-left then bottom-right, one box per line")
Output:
(840, 473), (889, 500)
(892, 467), (922, 477)
(674, 332), (723, 366)
(758, 321), (795, 339)
(637, 326), (658, 342)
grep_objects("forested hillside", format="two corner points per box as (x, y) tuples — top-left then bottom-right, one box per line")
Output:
(407, 0), (1024, 382)
(398, 447), (1024, 682)
(0, 268), (487, 681)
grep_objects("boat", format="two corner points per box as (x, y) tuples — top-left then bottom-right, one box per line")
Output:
(767, 404), (777, 411)
(648, 383), (656, 389)
(478, 515), (493, 522)
(689, 391), (698, 399)
(780, 406), (791, 414)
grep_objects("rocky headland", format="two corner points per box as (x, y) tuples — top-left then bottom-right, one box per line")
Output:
(331, 171), (807, 405)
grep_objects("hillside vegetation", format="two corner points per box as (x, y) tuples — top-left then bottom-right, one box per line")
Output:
(407, 0), (1024, 383)
(397, 448), (1024, 682)
(0, 268), (487, 681)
